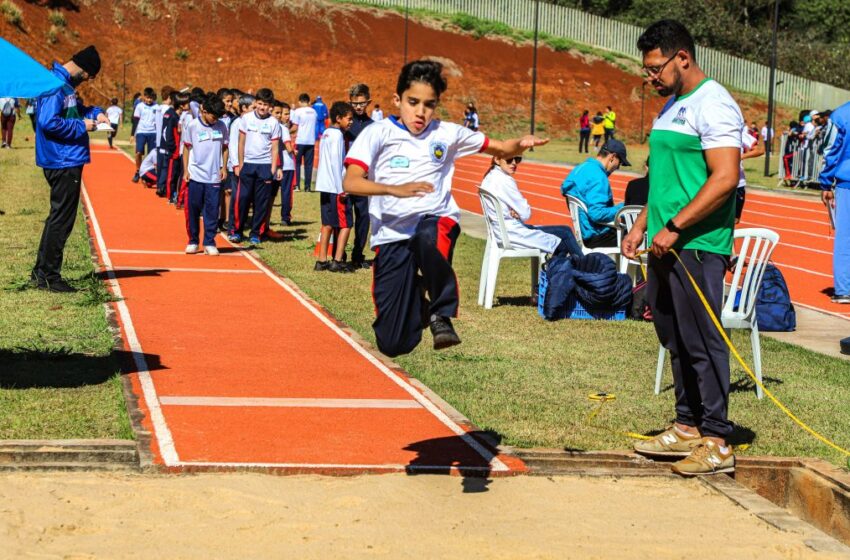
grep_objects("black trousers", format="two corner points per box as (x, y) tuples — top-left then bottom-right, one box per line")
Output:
(371, 215), (460, 357)
(295, 144), (315, 192)
(647, 250), (732, 439)
(33, 166), (83, 282)
(579, 130), (590, 153)
(350, 194), (370, 262)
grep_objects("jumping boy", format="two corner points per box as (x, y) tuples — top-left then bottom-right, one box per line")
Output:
(343, 60), (547, 357)
(231, 88), (282, 245)
(316, 101), (354, 273)
(157, 91), (189, 201)
(182, 94), (228, 256)
(291, 93), (318, 192)
(132, 87), (158, 182)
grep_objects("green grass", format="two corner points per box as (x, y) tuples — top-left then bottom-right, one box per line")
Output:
(0, 120), (132, 440)
(252, 192), (849, 468)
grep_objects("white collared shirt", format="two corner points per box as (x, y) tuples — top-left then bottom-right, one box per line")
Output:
(238, 111), (282, 165)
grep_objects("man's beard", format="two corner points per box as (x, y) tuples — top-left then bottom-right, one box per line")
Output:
(69, 72), (86, 88)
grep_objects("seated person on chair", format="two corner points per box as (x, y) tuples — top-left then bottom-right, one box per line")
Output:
(560, 139), (629, 248)
(480, 155), (582, 257)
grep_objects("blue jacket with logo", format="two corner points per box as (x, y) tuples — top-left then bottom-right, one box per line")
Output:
(819, 100), (850, 190)
(560, 157), (623, 240)
(35, 62), (102, 169)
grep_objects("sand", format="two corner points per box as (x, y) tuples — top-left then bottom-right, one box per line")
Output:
(0, 472), (844, 559)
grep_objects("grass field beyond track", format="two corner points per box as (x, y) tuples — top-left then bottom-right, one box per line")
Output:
(0, 123), (131, 440)
(255, 192), (850, 468)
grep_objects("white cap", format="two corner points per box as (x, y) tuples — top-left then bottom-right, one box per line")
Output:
(810, 110), (820, 117)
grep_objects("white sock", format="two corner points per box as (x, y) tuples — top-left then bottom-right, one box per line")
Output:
(718, 445), (730, 454)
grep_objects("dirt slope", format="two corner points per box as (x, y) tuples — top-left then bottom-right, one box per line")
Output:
(2, 0), (775, 139)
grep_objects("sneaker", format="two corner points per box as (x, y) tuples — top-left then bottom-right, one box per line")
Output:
(352, 259), (373, 269)
(633, 426), (704, 457)
(248, 236), (262, 246)
(185, 244), (199, 254)
(671, 440), (735, 476)
(314, 260), (330, 271)
(204, 246), (219, 256)
(228, 233), (243, 243)
(132, 171), (140, 183)
(430, 315), (461, 350)
(832, 294), (850, 304)
(37, 278), (78, 293)
(328, 260), (353, 273)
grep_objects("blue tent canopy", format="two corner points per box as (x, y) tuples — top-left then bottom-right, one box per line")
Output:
(0, 37), (63, 98)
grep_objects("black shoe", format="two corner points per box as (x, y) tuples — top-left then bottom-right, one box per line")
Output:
(132, 172), (140, 183)
(429, 315), (461, 350)
(39, 278), (78, 293)
(314, 260), (330, 271)
(352, 259), (373, 269)
(329, 260), (353, 273)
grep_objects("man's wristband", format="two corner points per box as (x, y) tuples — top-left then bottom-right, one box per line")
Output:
(665, 218), (683, 234)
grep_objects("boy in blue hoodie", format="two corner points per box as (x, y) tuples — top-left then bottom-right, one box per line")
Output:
(560, 139), (629, 248)
(32, 45), (107, 292)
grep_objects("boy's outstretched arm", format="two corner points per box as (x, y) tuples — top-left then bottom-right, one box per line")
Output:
(343, 164), (434, 198)
(484, 135), (549, 159)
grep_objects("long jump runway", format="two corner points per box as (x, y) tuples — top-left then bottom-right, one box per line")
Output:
(452, 156), (849, 321)
(82, 149), (521, 474)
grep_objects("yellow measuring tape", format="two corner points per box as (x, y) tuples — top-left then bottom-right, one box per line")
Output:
(633, 248), (850, 465)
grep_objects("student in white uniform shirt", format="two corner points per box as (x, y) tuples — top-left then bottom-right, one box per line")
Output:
(105, 97), (123, 150)
(480, 156), (583, 257)
(132, 87), (158, 182)
(344, 60), (548, 357)
(175, 106), (196, 205)
(222, 94), (254, 232)
(231, 88), (282, 245)
(315, 101), (354, 273)
(291, 93), (318, 191)
(263, 100), (296, 236)
(736, 127), (763, 223)
(182, 94), (229, 256)
(371, 104), (384, 122)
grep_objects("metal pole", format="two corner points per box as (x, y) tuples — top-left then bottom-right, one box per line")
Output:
(530, 0), (539, 144)
(403, 0), (409, 65)
(764, 0), (780, 176)
(121, 63), (126, 124)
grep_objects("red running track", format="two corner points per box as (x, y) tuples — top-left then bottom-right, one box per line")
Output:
(453, 155), (849, 321)
(81, 148), (523, 474)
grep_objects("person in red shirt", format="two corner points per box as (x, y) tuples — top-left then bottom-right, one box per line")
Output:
(579, 109), (590, 153)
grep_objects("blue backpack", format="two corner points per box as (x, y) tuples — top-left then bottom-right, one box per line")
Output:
(755, 264), (796, 332)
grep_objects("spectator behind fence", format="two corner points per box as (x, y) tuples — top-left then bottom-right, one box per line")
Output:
(560, 139), (629, 249)
(480, 156), (582, 257)
(818, 100), (850, 304)
(760, 121), (774, 149)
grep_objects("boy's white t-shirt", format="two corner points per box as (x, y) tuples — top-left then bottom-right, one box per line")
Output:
(178, 112), (194, 156)
(315, 128), (346, 194)
(238, 111), (282, 165)
(133, 102), (157, 134)
(183, 118), (229, 184)
(291, 106), (318, 146)
(139, 149), (158, 176)
(371, 109), (384, 122)
(345, 116), (488, 248)
(280, 125), (295, 172)
(738, 128), (757, 189)
(106, 105), (123, 125)
(227, 115), (242, 171)
(154, 103), (167, 147)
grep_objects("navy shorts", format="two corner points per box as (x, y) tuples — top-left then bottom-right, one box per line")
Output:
(320, 192), (352, 228)
(735, 188), (746, 220)
(135, 133), (156, 155)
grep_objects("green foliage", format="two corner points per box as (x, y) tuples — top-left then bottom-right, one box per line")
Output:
(175, 48), (190, 61)
(46, 25), (59, 44)
(47, 9), (66, 27)
(450, 12), (514, 39)
(0, 0), (23, 26)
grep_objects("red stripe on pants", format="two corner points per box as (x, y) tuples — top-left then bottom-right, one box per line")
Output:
(435, 217), (456, 260)
(165, 158), (175, 199)
(337, 195), (348, 229)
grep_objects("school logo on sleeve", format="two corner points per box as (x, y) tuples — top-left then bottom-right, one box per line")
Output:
(429, 140), (448, 164)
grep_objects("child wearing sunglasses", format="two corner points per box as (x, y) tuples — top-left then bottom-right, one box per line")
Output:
(343, 59), (548, 358)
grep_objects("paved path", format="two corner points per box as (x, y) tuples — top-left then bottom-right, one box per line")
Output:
(81, 148), (522, 474)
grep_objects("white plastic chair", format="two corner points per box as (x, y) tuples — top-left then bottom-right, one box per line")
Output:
(565, 195), (620, 264)
(477, 189), (544, 309)
(614, 205), (646, 280)
(654, 228), (780, 399)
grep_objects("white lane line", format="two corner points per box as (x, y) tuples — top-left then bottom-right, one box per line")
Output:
(109, 266), (262, 274)
(771, 261), (833, 279)
(110, 249), (245, 258)
(173, 461), (495, 472)
(160, 396), (423, 409)
(81, 183), (180, 466)
(109, 149), (507, 472)
(793, 301), (850, 321)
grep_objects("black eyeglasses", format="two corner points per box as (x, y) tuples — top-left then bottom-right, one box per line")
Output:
(506, 157), (523, 164)
(642, 53), (678, 77)
(350, 101), (370, 108)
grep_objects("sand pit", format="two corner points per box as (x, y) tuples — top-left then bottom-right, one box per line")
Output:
(0, 472), (843, 559)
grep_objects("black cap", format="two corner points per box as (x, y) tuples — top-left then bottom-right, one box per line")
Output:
(601, 139), (630, 166)
(71, 45), (101, 78)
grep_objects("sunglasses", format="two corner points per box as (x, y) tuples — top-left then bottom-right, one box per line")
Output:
(506, 157), (523, 164)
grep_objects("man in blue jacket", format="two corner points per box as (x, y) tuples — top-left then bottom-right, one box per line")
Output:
(819, 100), (850, 304)
(560, 139), (629, 248)
(32, 45), (107, 292)
(312, 95), (328, 140)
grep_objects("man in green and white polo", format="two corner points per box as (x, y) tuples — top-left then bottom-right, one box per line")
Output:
(622, 20), (744, 476)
